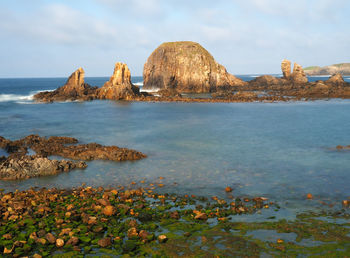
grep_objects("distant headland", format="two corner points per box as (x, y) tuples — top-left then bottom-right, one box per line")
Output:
(304, 63), (350, 76)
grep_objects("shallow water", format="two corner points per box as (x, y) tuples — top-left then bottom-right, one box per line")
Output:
(1, 76), (350, 215)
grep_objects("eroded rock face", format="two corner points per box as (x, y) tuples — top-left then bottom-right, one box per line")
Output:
(34, 68), (98, 102)
(98, 63), (140, 100)
(281, 60), (308, 84)
(143, 41), (246, 93)
(292, 63), (308, 84)
(281, 60), (291, 79)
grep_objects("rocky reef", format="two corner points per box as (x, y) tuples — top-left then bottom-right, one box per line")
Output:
(0, 135), (146, 180)
(34, 64), (144, 102)
(240, 60), (350, 100)
(143, 41), (246, 93)
(0, 155), (86, 180)
(34, 45), (350, 103)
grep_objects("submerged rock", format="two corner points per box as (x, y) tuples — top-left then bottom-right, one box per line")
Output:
(3, 135), (147, 162)
(98, 62), (140, 100)
(143, 41), (246, 93)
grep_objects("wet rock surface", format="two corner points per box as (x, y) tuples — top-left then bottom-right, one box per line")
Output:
(0, 155), (86, 180)
(0, 135), (146, 180)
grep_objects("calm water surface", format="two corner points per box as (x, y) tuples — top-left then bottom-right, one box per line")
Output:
(1, 75), (350, 216)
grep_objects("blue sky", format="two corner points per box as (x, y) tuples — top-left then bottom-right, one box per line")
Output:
(0, 0), (349, 77)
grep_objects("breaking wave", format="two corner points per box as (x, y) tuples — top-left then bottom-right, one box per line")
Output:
(0, 89), (53, 103)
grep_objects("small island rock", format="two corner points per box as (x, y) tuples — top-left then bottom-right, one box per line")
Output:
(143, 41), (246, 93)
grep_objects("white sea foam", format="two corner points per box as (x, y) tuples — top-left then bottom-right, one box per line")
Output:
(140, 88), (160, 93)
(0, 93), (34, 102)
(134, 81), (143, 86)
(0, 89), (53, 103)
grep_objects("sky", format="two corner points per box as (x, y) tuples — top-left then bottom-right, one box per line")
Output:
(0, 0), (349, 77)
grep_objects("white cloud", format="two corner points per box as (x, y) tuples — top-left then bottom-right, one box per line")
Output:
(0, 0), (349, 76)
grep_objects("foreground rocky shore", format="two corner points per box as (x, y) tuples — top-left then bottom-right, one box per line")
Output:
(0, 185), (348, 257)
(34, 41), (350, 103)
(0, 135), (146, 180)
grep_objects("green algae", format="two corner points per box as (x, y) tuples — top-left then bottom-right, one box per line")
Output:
(0, 187), (349, 257)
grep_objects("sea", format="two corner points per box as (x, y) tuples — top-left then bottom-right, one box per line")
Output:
(1, 75), (350, 219)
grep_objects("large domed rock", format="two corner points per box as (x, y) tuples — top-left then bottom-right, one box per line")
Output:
(143, 41), (246, 93)
(98, 63), (140, 100)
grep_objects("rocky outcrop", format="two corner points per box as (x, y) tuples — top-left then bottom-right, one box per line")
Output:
(143, 41), (246, 93)
(281, 60), (308, 84)
(325, 73), (345, 85)
(0, 135), (147, 180)
(98, 63), (140, 100)
(281, 60), (291, 79)
(248, 75), (282, 88)
(292, 63), (308, 84)
(304, 63), (350, 76)
(34, 68), (98, 102)
(1, 135), (146, 162)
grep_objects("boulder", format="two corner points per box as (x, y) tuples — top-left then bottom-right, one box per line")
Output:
(98, 63), (140, 100)
(249, 75), (282, 87)
(325, 73), (345, 85)
(143, 41), (246, 93)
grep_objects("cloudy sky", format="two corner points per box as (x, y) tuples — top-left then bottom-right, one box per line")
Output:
(0, 0), (349, 77)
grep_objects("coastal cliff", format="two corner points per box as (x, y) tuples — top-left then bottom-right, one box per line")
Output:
(143, 41), (246, 93)
(304, 63), (350, 76)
